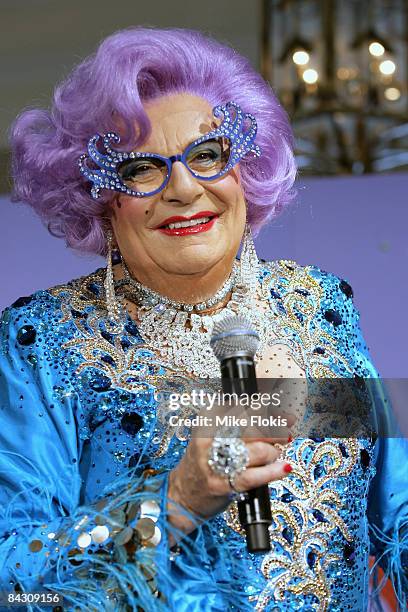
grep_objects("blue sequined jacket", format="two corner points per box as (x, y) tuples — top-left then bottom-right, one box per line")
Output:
(0, 260), (407, 611)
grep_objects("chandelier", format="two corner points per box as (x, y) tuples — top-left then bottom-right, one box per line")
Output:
(260, 0), (408, 175)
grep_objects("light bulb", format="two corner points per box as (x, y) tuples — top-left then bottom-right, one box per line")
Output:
(302, 68), (318, 84)
(379, 60), (396, 75)
(384, 87), (401, 101)
(293, 50), (309, 65)
(369, 42), (385, 57)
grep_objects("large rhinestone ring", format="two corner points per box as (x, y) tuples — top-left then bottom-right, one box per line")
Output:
(208, 427), (250, 488)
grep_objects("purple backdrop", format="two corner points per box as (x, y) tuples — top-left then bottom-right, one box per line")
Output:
(1, 171), (407, 378)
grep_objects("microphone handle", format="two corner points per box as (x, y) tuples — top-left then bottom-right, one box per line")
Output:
(220, 355), (272, 553)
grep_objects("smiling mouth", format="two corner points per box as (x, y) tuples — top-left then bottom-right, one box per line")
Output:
(156, 212), (219, 236)
(160, 215), (214, 230)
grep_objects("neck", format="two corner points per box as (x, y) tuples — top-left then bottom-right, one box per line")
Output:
(114, 256), (237, 304)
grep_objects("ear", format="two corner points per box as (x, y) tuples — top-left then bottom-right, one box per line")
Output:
(107, 195), (121, 221)
(113, 194), (123, 209)
(111, 194), (121, 207)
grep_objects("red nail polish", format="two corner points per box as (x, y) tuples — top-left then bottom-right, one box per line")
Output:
(283, 463), (293, 473)
(287, 435), (293, 443)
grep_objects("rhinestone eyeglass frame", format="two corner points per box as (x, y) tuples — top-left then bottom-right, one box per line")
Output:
(78, 101), (262, 199)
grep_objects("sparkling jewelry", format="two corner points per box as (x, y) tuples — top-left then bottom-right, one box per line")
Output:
(118, 260), (240, 313)
(240, 221), (259, 292)
(228, 473), (244, 497)
(208, 427), (249, 482)
(114, 269), (259, 378)
(79, 101), (261, 200)
(113, 229), (269, 378)
(104, 230), (125, 332)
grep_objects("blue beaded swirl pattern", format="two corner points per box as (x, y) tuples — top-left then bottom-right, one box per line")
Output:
(78, 101), (262, 199)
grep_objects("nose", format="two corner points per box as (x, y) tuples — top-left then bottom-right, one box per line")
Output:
(162, 161), (204, 205)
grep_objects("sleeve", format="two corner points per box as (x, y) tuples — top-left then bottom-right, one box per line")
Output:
(323, 271), (408, 610)
(0, 304), (181, 611)
(364, 375), (408, 610)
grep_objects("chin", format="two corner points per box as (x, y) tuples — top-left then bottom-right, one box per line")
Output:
(165, 259), (216, 275)
(160, 250), (224, 275)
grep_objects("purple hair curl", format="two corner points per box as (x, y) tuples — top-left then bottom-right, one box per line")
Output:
(10, 27), (297, 256)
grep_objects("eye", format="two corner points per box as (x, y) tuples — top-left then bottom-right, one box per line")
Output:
(186, 137), (231, 176)
(192, 149), (219, 163)
(187, 140), (223, 165)
(118, 160), (159, 180)
(135, 163), (153, 173)
(117, 157), (167, 187)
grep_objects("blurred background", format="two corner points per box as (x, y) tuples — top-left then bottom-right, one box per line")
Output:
(1, 0), (407, 387)
(1, 2), (406, 608)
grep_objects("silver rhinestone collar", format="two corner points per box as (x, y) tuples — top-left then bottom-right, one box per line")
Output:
(115, 260), (240, 313)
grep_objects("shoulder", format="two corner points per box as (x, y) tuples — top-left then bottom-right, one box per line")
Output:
(259, 258), (370, 374)
(0, 267), (106, 347)
(260, 258), (356, 312)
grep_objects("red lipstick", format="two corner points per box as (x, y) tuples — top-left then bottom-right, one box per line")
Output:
(155, 211), (219, 236)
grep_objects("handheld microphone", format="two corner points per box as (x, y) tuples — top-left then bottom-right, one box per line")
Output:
(210, 315), (272, 553)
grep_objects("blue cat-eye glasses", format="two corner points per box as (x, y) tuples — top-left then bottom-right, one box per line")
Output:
(79, 101), (261, 199)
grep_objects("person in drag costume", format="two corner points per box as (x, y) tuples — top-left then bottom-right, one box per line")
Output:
(0, 26), (407, 612)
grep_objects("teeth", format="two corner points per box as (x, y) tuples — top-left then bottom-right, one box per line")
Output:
(164, 216), (212, 230)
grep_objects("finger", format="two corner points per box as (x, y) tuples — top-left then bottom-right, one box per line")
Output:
(233, 460), (293, 492)
(246, 441), (284, 467)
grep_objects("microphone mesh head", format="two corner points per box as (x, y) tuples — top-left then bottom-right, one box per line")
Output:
(210, 314), (260, 361)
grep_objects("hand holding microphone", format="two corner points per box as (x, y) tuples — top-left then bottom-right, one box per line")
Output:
(167, 424), (292, 550)
(209, 314), (293, 553)
(166, 315), (293, 552)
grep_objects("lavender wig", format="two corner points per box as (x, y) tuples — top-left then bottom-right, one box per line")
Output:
(10, 27), (297, 256)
